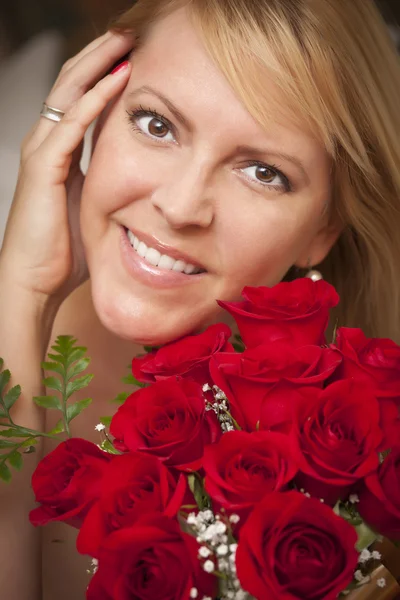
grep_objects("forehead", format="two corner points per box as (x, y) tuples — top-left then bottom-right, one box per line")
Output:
(127, 7), (327, 161)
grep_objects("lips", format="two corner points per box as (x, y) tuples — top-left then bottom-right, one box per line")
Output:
(123, 226), (207, 273)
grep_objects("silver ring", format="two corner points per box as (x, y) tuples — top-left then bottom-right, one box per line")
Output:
(40, 102), (65, 123)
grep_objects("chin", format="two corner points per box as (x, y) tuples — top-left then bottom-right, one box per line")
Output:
(90, 280), (211, 346)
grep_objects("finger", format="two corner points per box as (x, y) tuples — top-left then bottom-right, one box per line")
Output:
(57, 30), (113, 77)
(32, 62), (131, 182)
(25, 32), (134, 155)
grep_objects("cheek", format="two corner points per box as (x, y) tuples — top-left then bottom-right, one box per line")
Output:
(219, 202), (321, 288)
(81, 136), (156, 236)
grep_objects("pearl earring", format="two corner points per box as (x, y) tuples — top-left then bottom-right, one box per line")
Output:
(305, 260), (323, 282)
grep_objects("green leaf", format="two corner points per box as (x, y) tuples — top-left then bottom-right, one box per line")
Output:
(42, 361), (65, 377)
(21, 438), (37, 448)
(100, 439), (120, 455)
(47, 353), (66, 366)
(187, 473), (210, 511)
(48, 419), (65, 435)
(0, 369), (11, 397)
(43, 376), (62, 393)
(0, 427), (33, 438)
(3, 385), (21, 410)
(66, 374), (93, 400)
(7, 450), (23, 471)
(143, 345), (157, 353)
(66, 348), (87, 368)
(122, 373), (146, 387)
(0, 358), (3, 371)
(355, 521), (379, 552)
(66, 398), (92, 423)
(111, 392), (130, 405)
(66, 358), (90, 380)
(33, 395), (61, 410)
(0, 462), (11, 482)
(99, 416), (112, 428)
(0, 440), (17, 449)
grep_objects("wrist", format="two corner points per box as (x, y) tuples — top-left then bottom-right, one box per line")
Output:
(0, 276), (62, 359)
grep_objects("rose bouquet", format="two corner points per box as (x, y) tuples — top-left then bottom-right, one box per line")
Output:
(1, 278), (400, 599)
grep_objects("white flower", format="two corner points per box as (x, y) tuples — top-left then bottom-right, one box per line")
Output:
(371, 550), (382, 560)
(377, 578), (386, 588)
(359, 549), (371, 564)
(216, 544), (228, 556)
(349, 494), (360, 504)
(203, 560), (214, 573)
(229, 543), (238, 553)
(354, 570), (364, 582)
(95, 423), (106, 432)
(198, 546), (211, 558)
(229, 514), (240, 524)
(189, 588), (198, 598)
(187, 513), (197, 526)
(202, 384), (211, 392)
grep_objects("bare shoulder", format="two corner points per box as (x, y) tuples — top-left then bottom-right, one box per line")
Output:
(41, 280), (141, 600)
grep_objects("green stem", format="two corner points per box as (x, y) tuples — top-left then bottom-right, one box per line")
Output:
(61, 375), (71, 438)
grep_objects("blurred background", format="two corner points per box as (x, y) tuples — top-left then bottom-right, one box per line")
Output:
(0, 0), (399, 242)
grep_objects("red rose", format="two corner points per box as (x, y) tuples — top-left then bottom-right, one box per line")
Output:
(110, 378), (221, 471)
(77, 452), (186, 558)
(332, 327), (400, 448)
(236, 491), (358, 600)
(86, 515), (216, 600)
(132, 323), (233, 385)
(218, 279), (339, 348)
(203, 431), (298, 522)
(210, 343), (341, 431)
(358, 445), (400, 539)
(29, 439), (111, 528)
(292, 380), (383, 503)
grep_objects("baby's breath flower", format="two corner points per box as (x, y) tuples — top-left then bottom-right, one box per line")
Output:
(371, 550), (382, 560)
(377, 578), (386, 588)
(359, 549), (371, 564)
(349, 494), (360, 504)
(95, 423), (106, 432)
(229, 514), (240, 524)
(198, 546), (211, 558)
(190, 588), (198, 598)
(203, 560), (214, 573)
(216, 544), (229, 556)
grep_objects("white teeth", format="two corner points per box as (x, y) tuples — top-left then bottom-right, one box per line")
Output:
(158, 255), (175, 270)
(184, 263), (196, 275)
(145, 247), (161, 267)
(126, 229), (203, 275)
(172, 260), (186, 272)
(137, 241), (147, 258)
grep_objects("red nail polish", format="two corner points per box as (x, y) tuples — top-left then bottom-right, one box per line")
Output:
(111, 60), (129, 75)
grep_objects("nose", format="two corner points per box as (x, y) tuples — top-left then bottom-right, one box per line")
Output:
(151, 159), (215, 229)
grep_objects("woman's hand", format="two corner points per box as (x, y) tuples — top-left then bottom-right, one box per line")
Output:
(0, 31), (133, 302)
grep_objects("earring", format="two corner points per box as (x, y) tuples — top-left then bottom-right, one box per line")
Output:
(305, 259), (323, 282)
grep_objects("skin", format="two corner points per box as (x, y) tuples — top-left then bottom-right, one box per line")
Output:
(41, 7), (341, 598)
(80, 7), (339, 347)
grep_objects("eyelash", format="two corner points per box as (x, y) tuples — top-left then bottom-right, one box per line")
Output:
(126, 106), (292, 193)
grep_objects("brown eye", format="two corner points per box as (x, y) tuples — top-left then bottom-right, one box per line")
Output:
(148, 118), (169, 138)
(255, 165), (274, 183)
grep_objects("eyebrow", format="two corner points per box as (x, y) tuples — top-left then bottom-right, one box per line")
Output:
(127, 85), (308, 178)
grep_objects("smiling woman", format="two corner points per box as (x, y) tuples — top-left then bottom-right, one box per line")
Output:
(0, 0), (399, 598)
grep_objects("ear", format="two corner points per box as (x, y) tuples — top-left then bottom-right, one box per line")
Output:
(295, 214), (343, 269)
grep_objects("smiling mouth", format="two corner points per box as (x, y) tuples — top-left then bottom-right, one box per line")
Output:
(123, 227), (206, 275)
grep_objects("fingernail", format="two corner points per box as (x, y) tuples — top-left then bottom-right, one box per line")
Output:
(111, 60), (129, 75)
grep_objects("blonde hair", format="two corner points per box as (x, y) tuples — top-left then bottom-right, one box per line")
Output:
(112, 0), (400, 341)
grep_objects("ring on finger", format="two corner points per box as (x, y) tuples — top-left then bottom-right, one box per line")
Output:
(40, 102), (66, 123)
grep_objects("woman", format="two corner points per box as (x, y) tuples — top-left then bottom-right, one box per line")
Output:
(0, 0), (399, 598)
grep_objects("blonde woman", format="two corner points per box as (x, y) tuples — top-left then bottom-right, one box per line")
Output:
(0, 0), (399, 598)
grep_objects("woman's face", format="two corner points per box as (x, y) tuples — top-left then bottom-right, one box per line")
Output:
(81, 8), (336, 345)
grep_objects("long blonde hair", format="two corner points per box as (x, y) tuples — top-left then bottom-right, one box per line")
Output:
(112, 0), (400, 341)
